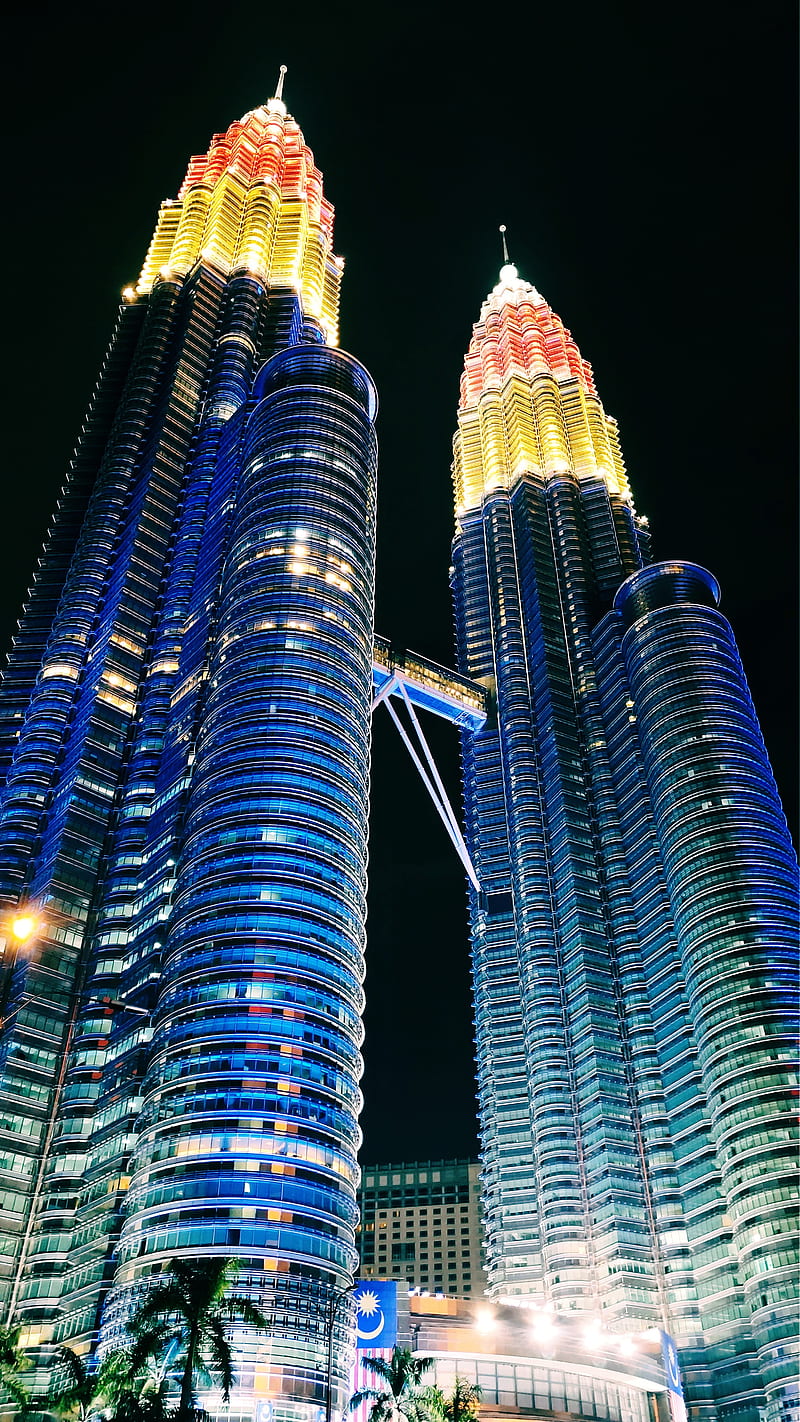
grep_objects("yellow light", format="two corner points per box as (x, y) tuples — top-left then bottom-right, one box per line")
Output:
(531, 1314), (556, 1342)
(134, 110), (342, 346)
(11, 916), (37, 942)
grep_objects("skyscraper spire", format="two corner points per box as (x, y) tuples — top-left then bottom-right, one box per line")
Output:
(499, 222), (510, 264)
(138, 93), (341, 340)
(274, 61), (287, 100)
(454, 268), (627, 515)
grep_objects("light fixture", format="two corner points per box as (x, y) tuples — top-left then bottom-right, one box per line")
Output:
(530, 1313), (556, 1343)
(11, 916), (38, 943)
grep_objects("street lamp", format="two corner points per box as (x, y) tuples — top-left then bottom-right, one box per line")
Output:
(324, 1283), (355, 1422)
(10, 916), (38, 943)
(0, 908), (43, 1027)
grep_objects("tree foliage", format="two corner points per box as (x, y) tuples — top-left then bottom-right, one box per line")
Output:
(350, 1355), (481, 1422)
(49, 1347), (92, 1420)
(125, 1256), (267, 1420)
(0, 1322), (29, 1414)
(47, 1343), (150, 1422)
(47, 1258), (267, 1422)
(441, 1377), (481, 1422)
(349, 1347), (439, 1422)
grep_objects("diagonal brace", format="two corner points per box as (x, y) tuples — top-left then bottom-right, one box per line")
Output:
(379, 691), (480, 893)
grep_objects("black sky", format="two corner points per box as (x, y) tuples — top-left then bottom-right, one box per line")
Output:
(1, 2), (795, 1165)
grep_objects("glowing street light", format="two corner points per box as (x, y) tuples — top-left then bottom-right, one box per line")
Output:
(530, 1313), (557, 1343)
(0, 910), (43, 1027)
(10, 916), (38, 943)
(582, 1317), (603, 1348)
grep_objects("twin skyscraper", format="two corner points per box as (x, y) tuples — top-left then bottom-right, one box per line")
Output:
(0, 90), (795, 1422)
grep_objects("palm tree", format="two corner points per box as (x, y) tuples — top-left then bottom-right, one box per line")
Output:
(48, 1344), (136, 1422)
(125, 1256), (267, 1420)
(349, 1347), (439, 1422)
(111, 1373), (171, 1422)
(48, 1347), (99, 1422)
(84, 1344), (169, 1422)
(0, 1322), (30, 1414)
(442, 1378), (481, 1422)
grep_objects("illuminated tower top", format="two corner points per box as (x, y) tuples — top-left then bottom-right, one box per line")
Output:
(453, 258), (633, 517)
(134, 71), (343, 342)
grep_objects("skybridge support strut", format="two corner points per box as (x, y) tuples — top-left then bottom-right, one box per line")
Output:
(371, 666), (482, 893)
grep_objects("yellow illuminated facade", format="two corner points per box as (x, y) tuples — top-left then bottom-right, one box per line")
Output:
(452, 264), (631, 518)
(136, 97), (342, 343)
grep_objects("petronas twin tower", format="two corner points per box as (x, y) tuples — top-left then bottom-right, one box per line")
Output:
(0, 87), (795, 1422)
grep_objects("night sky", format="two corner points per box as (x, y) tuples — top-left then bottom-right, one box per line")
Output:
(1, 3), (795, 1165)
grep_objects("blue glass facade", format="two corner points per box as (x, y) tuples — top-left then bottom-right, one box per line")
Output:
(0, 95), (795, 1422)
(0, 101), (376, 1419)
(451, 267), (798, 1422)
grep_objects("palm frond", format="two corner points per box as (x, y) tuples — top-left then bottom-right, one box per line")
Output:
(192, 1354), (213, 1390)
(3, 1375), (30, 1412)
(212, 1258), (241, 1296)
(95, 1346), (137, 1402)
(406, 1356), (435, 1384)
(222, 1294), (269, 1330)
(205, 1314), (234, 1402)
(359, 1357), (395, 1384)
(130, 1283), (186, 1332)
(126, 1324), (176, 1380)
(348, 1387), (391, 1411)
(170, 1256), (236, 1312)
(0, 1324), (27, 1372)
(50, 1346), (87, 1394)
(412, 1384), (446, 1422)
(48, 1346), (93, 1414)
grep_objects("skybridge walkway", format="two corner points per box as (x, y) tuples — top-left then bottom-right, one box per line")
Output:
(371, 635), (490, 889)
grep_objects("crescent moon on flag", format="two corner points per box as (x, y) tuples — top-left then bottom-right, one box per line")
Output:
(357, 1309), (386, 1341)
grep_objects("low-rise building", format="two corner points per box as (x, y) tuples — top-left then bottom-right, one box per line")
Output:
(357, 1159), (487, 1296)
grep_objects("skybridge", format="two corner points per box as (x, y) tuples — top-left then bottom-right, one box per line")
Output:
(372, 635), (490, 890)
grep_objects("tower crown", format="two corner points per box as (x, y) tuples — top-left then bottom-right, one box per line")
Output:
(465, 265), (596, 404)
(452, 260), (632, 517)
(136, 97), (342, 342)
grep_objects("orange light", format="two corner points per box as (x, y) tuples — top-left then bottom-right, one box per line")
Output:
(453, 266), (633, 517)
(136, 104), (342, 344)
(11, 916), (37, 942)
